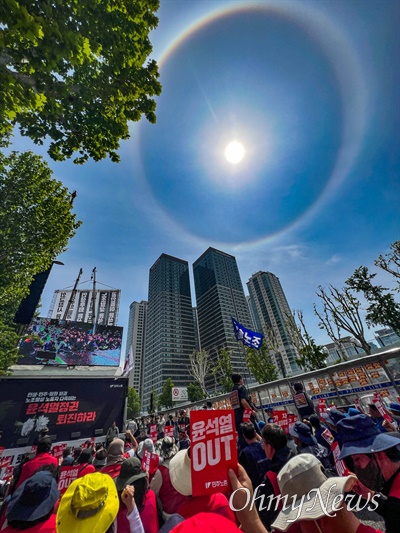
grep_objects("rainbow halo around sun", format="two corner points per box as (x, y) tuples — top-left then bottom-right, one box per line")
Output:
(224, 141), (245, 164)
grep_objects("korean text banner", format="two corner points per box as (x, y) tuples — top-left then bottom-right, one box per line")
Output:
(190, 409), (237, 497)
(0, 378), (127, 449)
(18, 317), (123, 366)
(231, 318), (263, 350)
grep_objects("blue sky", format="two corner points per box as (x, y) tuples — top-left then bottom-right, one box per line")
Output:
(13, 0), (399, 359)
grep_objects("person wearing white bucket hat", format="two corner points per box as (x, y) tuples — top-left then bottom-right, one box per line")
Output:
(168, 449), (236, 522)
(271, 454), (382, 533)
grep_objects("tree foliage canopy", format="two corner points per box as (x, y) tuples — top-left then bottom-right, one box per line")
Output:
(0, 151), (80, 326)
(0, 0), (162, 163)
(286, 310), (327, 371)
(127, 386), (141, 418)
(187, 382), (206, 403)
(375, 241), (400, 284)
(347, 261), (400, 335)
(158, 378), (174, 409)
(314, 285), (371, 356)
(0, 320), (19, 375)
(212, 347), (233, 394)
(245, 339), (279, 385)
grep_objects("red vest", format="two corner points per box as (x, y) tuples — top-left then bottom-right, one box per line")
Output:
(158, 465), (190, 514)
(140, 490), (159, 533)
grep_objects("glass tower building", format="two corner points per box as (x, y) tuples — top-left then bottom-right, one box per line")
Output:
(142, 254), (195, 412)
(247, 271), (300, 376)
(125, 300), (147, 403)
(193, 247), (253, 388)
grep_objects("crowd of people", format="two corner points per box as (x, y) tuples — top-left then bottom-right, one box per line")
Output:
(19, 320), (122, 360)
(0, 374), (399, 532)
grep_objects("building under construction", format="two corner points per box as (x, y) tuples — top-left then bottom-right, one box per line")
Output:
(47, 268), (120, 326)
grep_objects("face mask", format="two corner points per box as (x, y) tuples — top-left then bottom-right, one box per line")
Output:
(353, 455), (385, 492)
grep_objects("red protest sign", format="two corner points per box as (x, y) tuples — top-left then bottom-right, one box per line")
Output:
(53, 444), (67, 459)
(141, 450), (159, 479)
(190, 409), (237, 497)
(321, 428), (335, 446)
(164, 426), (174, 438)
(58, 466), (80, 495)
(372, 393), (393, 422)
(0, 456), (12, 469)
(3, 465), (14, 481)
(150, 424), (158, 443)
(243, 408), (252, 423)
(331, 441), (350, 476)
(272, 410), (289, 434)
(318, 399), (327, 419)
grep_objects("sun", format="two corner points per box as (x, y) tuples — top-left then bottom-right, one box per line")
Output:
(225, 141), (245, 164)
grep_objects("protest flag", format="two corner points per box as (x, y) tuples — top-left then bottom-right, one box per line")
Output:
(231, 317), (263, 350)
(122, 345), (134, 377)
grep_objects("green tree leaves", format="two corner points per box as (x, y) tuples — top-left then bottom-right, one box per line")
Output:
(0, 0), (162, 163)
(127, 386), (141, 418)
(0, 151), (80, 372)
(245, 340), (279, 384)
(158, 377), (174, 409)
(187, 382), (206, 402)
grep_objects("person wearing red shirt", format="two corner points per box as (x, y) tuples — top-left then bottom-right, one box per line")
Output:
(75, 447), (96, 478)
(15, 437), (58, 489)
(101, 438), (126, 479)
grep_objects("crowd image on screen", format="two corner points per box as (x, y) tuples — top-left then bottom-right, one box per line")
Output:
(0, 376), (398, 533)
(18, 319), (122, 360)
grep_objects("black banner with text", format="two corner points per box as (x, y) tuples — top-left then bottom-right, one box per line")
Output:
(0, 378), (127, 448)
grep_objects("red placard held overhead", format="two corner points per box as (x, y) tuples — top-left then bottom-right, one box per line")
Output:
(53, 444), (67, 459)
(149, 424), (158, 442)
(331, 441), (350, 476)
(190, 409), (237, 497)
(141, 450), (159, 482)
(272, 410), (289, 434)
(318, 399), (327, 419)
(164, 425), (174, 438)
(373, 392), (393, 423)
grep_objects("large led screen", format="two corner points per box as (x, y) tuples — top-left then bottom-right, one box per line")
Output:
(18, 318), (123, 366)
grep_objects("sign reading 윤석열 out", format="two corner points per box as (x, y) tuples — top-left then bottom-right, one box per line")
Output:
(190, 409), (238, 497)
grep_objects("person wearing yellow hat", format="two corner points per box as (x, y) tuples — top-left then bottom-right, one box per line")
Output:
(56, 472), (119, 533)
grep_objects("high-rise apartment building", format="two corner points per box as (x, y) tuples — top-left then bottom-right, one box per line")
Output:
(247, 271), (300, 376)
(193, 247), (253, 387)
(125, 301), (147, 401)
(142, 254), (196, 412)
